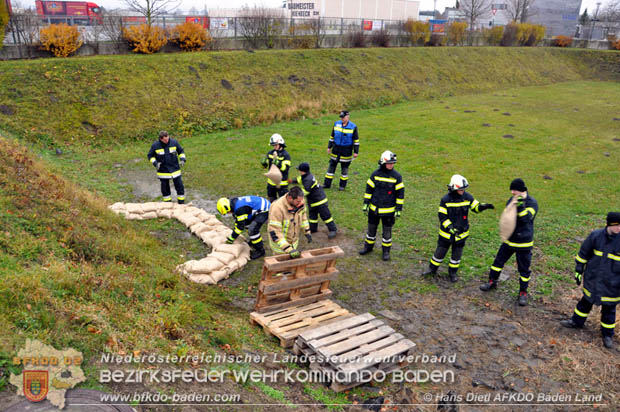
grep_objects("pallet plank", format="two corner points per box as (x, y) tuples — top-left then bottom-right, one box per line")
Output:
(338, 339), (416, 375)
(321, 326), (396, 358)
(260, 268), (338, 294)
(255, 290), (332, 313)
(264, 247), (344, 272)
(298, 313), (376, 342)
(303, 319), (385, 351)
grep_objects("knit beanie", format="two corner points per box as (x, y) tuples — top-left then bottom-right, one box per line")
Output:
(509, 178), (527, 192)
(607, 212), (620, 226)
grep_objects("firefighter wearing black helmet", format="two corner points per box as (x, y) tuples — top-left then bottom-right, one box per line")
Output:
(359, 151), (404, 261)
(422, 174), (495, 282)
(560, 212), (620, 349)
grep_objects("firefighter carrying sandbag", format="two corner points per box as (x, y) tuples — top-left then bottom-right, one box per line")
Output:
(261, 133), (291, 202)
(359, 151), (404, 261)
(422, 174), (494, 282)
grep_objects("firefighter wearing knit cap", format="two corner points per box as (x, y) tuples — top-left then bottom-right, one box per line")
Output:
(296, 162), (338, 239)
(480, 178), (539, 306)
(560, 212), (620, 349)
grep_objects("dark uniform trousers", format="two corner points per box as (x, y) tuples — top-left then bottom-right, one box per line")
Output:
(571, 297), (617, 337)
(365, 211), (394, 249)
(161, 176), (185, 203)
(267, 182), (289, 200)
(308, 203), (337, 233)
(430, 238), (465, 274)
(324, 156), (350, 189)
(489, 243), (532, 292)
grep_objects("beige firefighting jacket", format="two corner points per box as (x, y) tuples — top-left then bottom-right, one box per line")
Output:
(267, 195), (310, 254)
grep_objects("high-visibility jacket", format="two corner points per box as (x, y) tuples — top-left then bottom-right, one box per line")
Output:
(504, 194), (538, 248)
(328, 120), (359, 159)
(229, 196), (271, 239)
(363, 166), (404, 215)
(296, 173), (328, 209)
(265, 149), (291, 187)
(437, 191), (482, 243)
(575, 228), (620, 306)
(268, 196), (310, 253)
(147, 138), (186, 179)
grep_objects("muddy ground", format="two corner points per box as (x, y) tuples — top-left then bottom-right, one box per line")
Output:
(2, 164), (617, 412)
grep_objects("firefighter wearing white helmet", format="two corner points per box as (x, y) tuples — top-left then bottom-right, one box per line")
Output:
(422, 174), (495, 282)
(261, 133), (292, 202)
(359, 150), (404, 261)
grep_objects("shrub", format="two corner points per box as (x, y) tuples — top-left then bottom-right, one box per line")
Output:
(428, 33), (446, 46)
(501, 23), (518, 46)
(404, 19), (430, 46)
(447, 22), (467, 45)
(0, 0), (8, 50)
(370, 29), (390, 47)
(348, 31), (366, 48)
(484, 26), (504, 46)
(517, 23), (545, 46)
(287, 23), (317, 49)
(553, 35), (573, 48)
(39, 23), (83, 57)
(170, 21), (211, 51)
(611, 39), (620, 50)
(123, 24), (167, 54)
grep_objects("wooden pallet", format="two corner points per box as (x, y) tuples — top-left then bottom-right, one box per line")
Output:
(254, 246), (344, 313)
(294, 313), (416, 392)
(250, 299), (354, 348)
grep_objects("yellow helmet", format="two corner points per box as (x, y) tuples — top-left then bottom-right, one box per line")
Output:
(216, 198), (231, 215)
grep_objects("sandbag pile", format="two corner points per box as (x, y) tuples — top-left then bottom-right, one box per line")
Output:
(108, 202), (250, 284)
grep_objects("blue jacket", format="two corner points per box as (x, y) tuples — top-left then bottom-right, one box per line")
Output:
(328, 120), (359, 157)
(229, 196), (271, 239)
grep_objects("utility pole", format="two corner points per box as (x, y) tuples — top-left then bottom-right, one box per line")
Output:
(588, 2), (601, 42)
(433, 0), (437, 18)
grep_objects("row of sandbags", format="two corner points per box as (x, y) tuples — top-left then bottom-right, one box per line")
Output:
(108, 202), (250, 284)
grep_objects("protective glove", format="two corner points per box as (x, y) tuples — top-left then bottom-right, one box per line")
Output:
(516, 196), (524, 207)
(179, 159), (185, 167)
(480, 203), (495, 211)
(260, 156), (269, 168)
(289, 249), (301, 259)
(226, 236), (235, 244)
(395, 210), (401, 218)
(362, 204), (369, 215)
(448, 225), (458, 236)
(273, 158), (282, 168)
(305, 234), (312, 243)
(154, 161), (162, 170)
(574, 272), (582, 286)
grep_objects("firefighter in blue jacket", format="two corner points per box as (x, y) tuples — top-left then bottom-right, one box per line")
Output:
(216, 196), (271, 260)
(147, 131), (186, 203)
(480, 178), (539, 306)
(423, 175), (494, 282)
(296, 162), (337, 239)
(324, 110), (359, 191)
(261, 134), (292, 202)
(359, 151), (404, 261)
(560, 212), (620, 349)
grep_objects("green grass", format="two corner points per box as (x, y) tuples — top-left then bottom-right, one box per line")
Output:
(303, 384), (349, 411)
(0, 48), (618, 147)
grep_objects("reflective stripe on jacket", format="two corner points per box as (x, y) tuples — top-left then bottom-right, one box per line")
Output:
(147, 138), (185, 179)
(576, 228), (620, 305)
(267, 196), (310, 253)
(363, 166), (404, 214)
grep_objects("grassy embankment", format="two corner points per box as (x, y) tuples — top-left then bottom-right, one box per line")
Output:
(0, 47), (619, 405)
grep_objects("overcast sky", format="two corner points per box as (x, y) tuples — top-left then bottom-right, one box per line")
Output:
(22, 0), (611, 15)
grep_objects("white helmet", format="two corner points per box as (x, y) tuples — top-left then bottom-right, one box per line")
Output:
(448, 174), (469, 191)
(379, 150), (397, 165)
(270, 133), (285, 146)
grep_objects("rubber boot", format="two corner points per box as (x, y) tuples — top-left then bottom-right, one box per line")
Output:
(250, 243), (265, 260)
(603, 336), (614, 349)
(448, 267), (459, 283)
(382, 246), (391, 261)
(359, 242), (374, 255)
(518, 291), (528, 306)
(328, 230), (337, 239)
(479, 279), (497, 291)
(422, 264), (437, 277)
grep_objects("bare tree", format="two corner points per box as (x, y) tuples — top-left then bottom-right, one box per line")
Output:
(121, 0), (180, 26)
(599, 0), (620, 22)
(238, 6), (285, 49)
(8, 9), (41, 56)
(506, 0), (537, 23)
(459, 0), (491, 31)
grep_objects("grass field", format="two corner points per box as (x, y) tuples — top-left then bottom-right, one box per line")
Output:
(1, 75), (619, 406)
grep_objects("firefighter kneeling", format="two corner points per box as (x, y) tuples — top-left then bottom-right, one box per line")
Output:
(560, 212), (620, 349)
(217, 196), (270, 260)
(359, 151), (404, 261)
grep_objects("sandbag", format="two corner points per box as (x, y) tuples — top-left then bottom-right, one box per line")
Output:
(195, 211), (212, 221)
(210, 270), (229, 283)
(265, 164), (282, 187)
(126, 203), (144, 214)
(157, 202), (174, 210)
(126, 213), (143, 220)
(214, 243), (244, 258)
(190, 222), (210, 235)
(190, 274), (216, 285)
(109, 202), (124, 211)
(178, 214), (201, 227)
(499, 197), (518, 242)
(190, 257), (224, 273)
(157, 209), (173, 219)
(210, 251), (234, 265)
(142, 212), (158, 220)
(184, 207), (202, 217)
(142, 202), (158, 213)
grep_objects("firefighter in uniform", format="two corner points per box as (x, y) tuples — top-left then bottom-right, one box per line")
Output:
(560, 212), (620, 349)
(147, 131), (186, 204)
(480, 178), (539, 306)
(359, 151), (404, 261)
(261, 133), (292, 202)
(268, 186), (312, 258)
(324, 110), (359, 191)
(422, 175), (495, 282)
(296, 162), (337, 239)
(216, 196), (271, 260)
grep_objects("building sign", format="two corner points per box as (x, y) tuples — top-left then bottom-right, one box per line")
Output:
(288, 1), (319, 18)
(363, 20), (373, 30)
(211, 17), (229, 29)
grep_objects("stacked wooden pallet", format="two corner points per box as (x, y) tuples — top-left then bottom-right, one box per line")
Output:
(293, 313), (416, 392)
